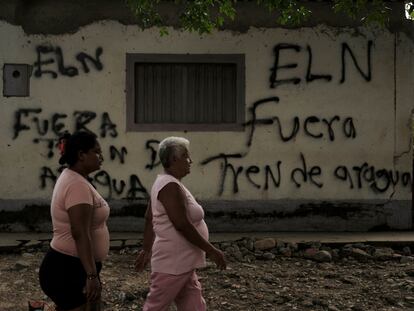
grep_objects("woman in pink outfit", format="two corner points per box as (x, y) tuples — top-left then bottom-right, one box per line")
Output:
(135, 136), (226, 311)
(39, 131), (109, 311)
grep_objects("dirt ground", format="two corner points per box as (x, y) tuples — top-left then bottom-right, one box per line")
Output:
(1, 248), (414, 311)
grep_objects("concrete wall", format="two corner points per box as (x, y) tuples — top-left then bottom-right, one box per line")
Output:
(0, 1), (412, 231)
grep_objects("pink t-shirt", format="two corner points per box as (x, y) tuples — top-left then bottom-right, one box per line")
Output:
(50, 168), (110, 262)
(150, 174), (209, 275)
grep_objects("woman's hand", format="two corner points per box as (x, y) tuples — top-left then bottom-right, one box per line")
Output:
(85, 277), (101, 302)
(207, 247), (227, 270)
(135, 249), (151, 272)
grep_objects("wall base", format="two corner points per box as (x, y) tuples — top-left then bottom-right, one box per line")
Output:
(0, 199), (411, 232)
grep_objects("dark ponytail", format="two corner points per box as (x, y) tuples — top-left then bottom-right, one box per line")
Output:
(58, 131), (98, 166)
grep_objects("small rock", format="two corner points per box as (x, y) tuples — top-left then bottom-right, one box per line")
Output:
(402, 246), (412, 256)
(374, 248), (395, 261)
(305, 249), (332, 262)
(262, 252), (275, 260)
(276, 240), (285, 249)
(220, 242), (232, 249)
(279, 247), (292, 257)
(244, 239), (255, 251)
(340, 246), (353, 257)
(244, 254), (256, 262)
(320, 245), (332, 252)
(314, 250), (332, 262)
(232, 250), (244, 261)
(13, 260), (31, 271)
(287, 242), (298, 252)
(304, 248), (319, 258)
(254, 238), (276, 251)
(350, 248), (372, 262)
(331, 249), (340, 261)
(224, 246), (235, 253)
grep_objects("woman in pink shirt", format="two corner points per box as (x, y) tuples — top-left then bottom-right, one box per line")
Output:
(39, 131), (110, 311)
(135, 136), (226, 311)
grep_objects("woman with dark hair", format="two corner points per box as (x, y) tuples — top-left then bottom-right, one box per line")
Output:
(39, 131), (109, 311)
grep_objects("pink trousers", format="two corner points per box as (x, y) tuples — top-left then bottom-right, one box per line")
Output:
(143, 270), (206, 311)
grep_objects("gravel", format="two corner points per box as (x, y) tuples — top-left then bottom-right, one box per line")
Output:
(1, 238), (414, 311)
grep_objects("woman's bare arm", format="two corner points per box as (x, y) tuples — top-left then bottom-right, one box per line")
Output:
(135, 201), (154, 272)
(68, 204), (101, 301)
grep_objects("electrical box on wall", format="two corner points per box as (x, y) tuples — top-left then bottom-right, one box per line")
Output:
(3, 64), (32, 97)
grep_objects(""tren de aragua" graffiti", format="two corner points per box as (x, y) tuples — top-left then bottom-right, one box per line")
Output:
(200, 39), (412, 196)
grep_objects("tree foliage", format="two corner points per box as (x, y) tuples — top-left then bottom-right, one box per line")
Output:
(125, 0), (399, 35)
(406, 1), (414, 20)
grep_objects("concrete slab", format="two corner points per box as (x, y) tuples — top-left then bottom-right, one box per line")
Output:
(108, 231), (414, 244)
(0, 231), (413, 250)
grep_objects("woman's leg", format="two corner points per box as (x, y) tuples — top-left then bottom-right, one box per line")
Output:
(174, 271), (206, 311)
(143, 271), (193, 311)
(39, 249), (102, 311)
(84, 299), (102, 311)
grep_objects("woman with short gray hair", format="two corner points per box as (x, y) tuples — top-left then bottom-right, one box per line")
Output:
(135, 136), (226, 311)
(158, 136), (190, 168)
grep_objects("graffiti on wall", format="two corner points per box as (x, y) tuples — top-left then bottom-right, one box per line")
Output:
(243, 96), (357, 147)
(34, 45), (103, 78)
(13, 107), (148, 200)
(199, 39), (411, 195)
(8, 45), (149, 200)
(200, 151), (412, 195)
(11, 40), (412, 200)
(269, 41), (372, 88)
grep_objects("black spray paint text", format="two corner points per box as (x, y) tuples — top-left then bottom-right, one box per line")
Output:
(270, 41), (373, 88)
(201, 152), (411, 195)
(200, 152), (323, 195)
(40, 167), (148, 200)
(34, 45), (103, 78)
(13, 108), (117, 140)
(244, 97), (356, 146)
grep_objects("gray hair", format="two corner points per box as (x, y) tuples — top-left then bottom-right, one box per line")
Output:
(158, 136), (190, 168)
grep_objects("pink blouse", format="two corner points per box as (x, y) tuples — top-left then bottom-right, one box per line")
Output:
(150, 174), (208, 275)
(50, 168), (110, 262)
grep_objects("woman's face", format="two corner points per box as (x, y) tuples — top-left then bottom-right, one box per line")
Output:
(174, 148), (192, 177)
(82, 142), (104, 173)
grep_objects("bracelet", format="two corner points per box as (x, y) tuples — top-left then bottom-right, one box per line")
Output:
(86, 273), (98, 280)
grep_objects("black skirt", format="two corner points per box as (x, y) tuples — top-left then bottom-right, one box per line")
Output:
(38, 247), (102, 310)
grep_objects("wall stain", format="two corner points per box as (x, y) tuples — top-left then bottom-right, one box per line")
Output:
(205, 202), (384, 220)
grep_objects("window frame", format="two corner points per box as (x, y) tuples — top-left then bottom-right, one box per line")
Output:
(126, 53), (245, 132)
